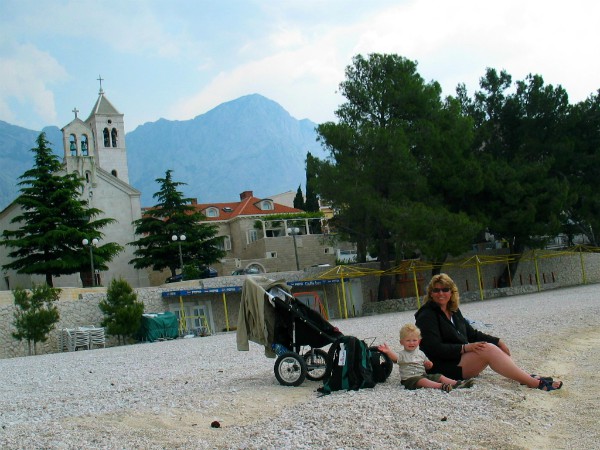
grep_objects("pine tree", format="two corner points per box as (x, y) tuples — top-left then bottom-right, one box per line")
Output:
(12, 284), (61, 356)
(293, 185), (305, 210)
(315, 54), (481, 299)
(0, 133), (122, 287)
(99, 278), (144, 345)
(129, 170), (225, 277)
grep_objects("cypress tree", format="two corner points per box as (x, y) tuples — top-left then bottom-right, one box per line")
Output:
(304, 152), (320, 212)
(293, 185), (305, 210)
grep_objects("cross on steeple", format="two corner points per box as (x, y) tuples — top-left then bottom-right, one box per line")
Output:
(72, 107), (79, 119)
(97, 75), (104, 94)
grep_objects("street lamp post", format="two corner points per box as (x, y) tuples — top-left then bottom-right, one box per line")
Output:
(82, 238), (99, 287)
(172, 234), (186, 272)
(287, 227), (300, 271)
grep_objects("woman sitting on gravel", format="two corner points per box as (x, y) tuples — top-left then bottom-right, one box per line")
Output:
(415, 273), (563, 392)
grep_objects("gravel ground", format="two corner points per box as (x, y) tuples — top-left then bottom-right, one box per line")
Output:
(0, 284), (599, 449)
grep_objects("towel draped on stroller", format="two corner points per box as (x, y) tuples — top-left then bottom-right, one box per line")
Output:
(236, 276), (392, 387)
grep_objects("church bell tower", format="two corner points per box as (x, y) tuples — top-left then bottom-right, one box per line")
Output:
(85, 76), (130, 183)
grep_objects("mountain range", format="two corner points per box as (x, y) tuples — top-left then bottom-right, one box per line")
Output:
(0, 94), (328, 210)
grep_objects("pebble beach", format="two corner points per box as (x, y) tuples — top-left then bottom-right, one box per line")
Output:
(1, 284), (599, 449)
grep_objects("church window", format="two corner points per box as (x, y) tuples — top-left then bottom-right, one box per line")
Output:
(111, 128), (118, 147)
(81, 135), (89, 156)
(103, 128), (110, 147)
(85, 171), (90, 183)
(69, 134), (77, 156)
(111, 170), (118, 177)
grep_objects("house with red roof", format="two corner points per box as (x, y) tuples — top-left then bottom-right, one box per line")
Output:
(191, 190), (337, 275)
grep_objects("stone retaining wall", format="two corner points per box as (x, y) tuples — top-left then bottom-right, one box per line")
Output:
(2, 251), (599, 359)
(363, 250), (600, 315)
(0, 269), (331, 359)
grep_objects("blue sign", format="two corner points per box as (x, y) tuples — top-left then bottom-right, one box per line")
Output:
(161, 278), (346, 297)
(289, 278), (346, 287)
(162, 286), (242, 297)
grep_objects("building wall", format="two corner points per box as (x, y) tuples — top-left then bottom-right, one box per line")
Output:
(221, 234), (337, 274)
(87, 172), (148, 288)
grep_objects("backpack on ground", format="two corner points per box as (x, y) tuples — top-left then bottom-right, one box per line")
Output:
(318, 335), (377, 395)
(369, 345), (394, 383)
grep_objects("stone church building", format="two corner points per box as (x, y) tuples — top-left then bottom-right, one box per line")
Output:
(0, 85), (149, 289)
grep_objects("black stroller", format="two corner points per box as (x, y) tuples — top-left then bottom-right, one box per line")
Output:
(236, 277), (392, 387)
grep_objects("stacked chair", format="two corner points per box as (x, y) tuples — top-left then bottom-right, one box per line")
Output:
(60, 326), (105, 352)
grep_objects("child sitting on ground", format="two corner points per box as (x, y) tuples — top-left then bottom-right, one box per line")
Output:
(378, 323), (474, 392)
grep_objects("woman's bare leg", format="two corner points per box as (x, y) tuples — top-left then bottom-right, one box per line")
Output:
(459, 343), (540, 388)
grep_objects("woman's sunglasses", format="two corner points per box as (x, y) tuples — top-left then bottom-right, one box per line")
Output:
(431, 287), (451, 293)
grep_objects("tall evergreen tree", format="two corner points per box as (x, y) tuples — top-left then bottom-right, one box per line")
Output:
(458, 70), (571, 254)
(315, 54), (480, 299)
(560, 91), (600, 246)
(129, 170), (225, 277)
(0, 133), (122, 287)
(12, 283), (60, 356)
(99, 278), (144, 345)
(293, 185), (305, 210)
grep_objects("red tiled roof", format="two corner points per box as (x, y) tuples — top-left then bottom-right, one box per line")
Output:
(193, 193), (303, 221)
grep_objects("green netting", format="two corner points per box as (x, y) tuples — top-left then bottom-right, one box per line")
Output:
(138, 312), (179, 342)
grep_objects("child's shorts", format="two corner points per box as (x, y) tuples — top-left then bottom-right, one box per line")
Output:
(401, 373), (442, 390)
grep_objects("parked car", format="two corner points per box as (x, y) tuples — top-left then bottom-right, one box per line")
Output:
(165, 266), (218, 283)
(231, 267), (261, 275)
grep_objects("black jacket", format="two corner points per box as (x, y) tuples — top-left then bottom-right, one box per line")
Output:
(414, 300), (499, 378)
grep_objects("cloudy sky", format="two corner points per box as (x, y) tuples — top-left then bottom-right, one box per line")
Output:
(1, 0), (598, 133)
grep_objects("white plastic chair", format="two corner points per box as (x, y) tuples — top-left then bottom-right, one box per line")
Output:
(73, 328), (90, 350)
(88, 327), (106, 349)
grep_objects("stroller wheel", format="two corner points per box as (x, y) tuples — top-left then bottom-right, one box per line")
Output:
(304, 349), (328, 381)
(274, 352), (307, 387)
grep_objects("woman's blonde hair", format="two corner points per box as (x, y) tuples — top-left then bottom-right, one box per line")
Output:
(399, 323), (421, 340)
(424, 273), (460, 312)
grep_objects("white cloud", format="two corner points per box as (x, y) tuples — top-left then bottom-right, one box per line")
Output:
(2, 0), (193, 59)
(0, 42), (68, 127)
(168, 24), (349, 122)
(1, 0), (599, 132)
(340, 0), (600, 101)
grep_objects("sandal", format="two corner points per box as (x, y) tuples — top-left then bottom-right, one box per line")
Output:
(537, 378), (563, 392)
(454, 378), (475, 389)
(520, 374), (554, 385)
(531, 374), (554, 383)
(441, 383), (453, 393)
